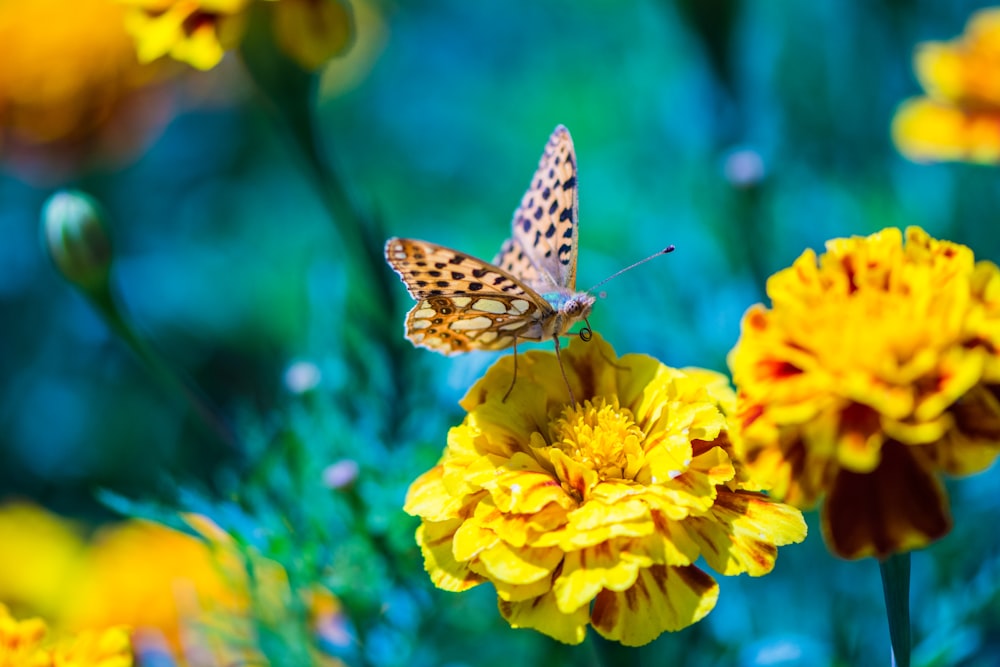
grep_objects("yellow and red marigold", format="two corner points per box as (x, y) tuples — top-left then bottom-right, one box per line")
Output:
(120, 0), (353, 70)
(729, 226), (1000, 560)
(893, 8), (1000, 163)
(405, 334), (806, 646)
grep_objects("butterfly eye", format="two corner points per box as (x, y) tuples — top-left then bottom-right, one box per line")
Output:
(566, 301), (581, 316)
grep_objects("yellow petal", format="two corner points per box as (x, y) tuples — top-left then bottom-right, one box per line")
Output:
(415, 522), (483, 592)
(481, 458), (576, 514)
(498, 591), (589, 645)
(591, 565), (719, 646)
(687, 491), (806, 576)
(553, 543), (644, 614)
(475, 542), (563, 585)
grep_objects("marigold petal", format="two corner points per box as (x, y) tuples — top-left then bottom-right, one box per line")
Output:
(535, 498), (653, 550)
(553, 543), (645, 614)
(687, 490), (807, 576)
(474, 542), (563, 585)
(481, 457), (576, 514)
(492, 576), (554, 603)
(544, 447), (600, 500)
(452, 510), (501, 562)
(892, 98), (1000, 164)
(404, 466), (477, 520)
(498, 592), (589, 645)
(591, 565), (719, 646)
(932, 384), (1000, 474)
(415, 521), (483, 592)
(823, 441), (951, 559)
(647, 511), (701, 566)
(475, 502), (569, 549)
(641, 447), (732, 517)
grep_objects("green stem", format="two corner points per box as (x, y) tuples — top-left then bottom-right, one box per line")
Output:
(87, 280), (241, 454)
(879, 552), (911, 667)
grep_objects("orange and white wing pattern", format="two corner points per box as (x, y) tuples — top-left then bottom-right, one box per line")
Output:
(503, 125), (580, 293)
(384, 237), (552, 355)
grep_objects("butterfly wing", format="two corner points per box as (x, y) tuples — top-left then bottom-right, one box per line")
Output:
(385, 237), (552, 355)
(502, 125), (580, 293)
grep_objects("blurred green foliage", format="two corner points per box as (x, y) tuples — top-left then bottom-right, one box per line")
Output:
(3, 0), (1000, 665)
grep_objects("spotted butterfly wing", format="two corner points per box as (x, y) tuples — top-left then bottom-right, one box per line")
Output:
(494, 125), (579, 294)
(384, 238), (553, 355)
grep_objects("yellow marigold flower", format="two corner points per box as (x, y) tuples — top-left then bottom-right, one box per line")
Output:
(120, 0), (250, 70)
(893, 8), (1000, 163)
(121, 0), (353, 70)
(0, 604), (131, 667)
(405, 334), (806, 647)
(729, 227), (1000, 560)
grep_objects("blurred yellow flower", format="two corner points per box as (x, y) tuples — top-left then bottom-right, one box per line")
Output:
(893, 8), (1000, 163)
(121, 0), (250, 70)
(729, 227), (1000, 560)
(121, 0), (353, 70)
(0, 0), (167, 172)
(405, 334), (806, 647)
(0, 503), (87, 621)
(0, 603), (131, 667)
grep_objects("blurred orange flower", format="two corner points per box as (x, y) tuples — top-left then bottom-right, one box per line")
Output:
(0, 0), (172, 177)
(729, 227), (1000, 559)
(61, 516), (253, 656)
(893, 8), (1000, 163)
(0, 503), (87, 622)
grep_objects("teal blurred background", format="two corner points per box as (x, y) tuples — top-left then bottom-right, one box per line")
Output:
(3, 1), (1000, 665)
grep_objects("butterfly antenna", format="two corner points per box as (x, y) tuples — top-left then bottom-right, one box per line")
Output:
(586, 245), (675, 293)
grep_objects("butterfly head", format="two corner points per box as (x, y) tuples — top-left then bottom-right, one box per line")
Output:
(545, 290), (596, 337)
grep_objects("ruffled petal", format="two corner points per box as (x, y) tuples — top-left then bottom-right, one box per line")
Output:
(591, 565), (719, 647)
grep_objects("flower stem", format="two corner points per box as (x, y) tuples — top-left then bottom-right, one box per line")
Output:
(86, 280), (241, 455)
(879, 552), (911, 667)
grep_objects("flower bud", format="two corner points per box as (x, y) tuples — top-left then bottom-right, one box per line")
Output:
(42, 190), (112, 292)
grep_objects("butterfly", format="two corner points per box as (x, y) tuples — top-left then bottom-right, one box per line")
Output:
(385, 124), (593, 353)
(385, 126), (672, 401)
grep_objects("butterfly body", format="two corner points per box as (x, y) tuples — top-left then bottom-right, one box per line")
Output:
(385, 125), (592, 357)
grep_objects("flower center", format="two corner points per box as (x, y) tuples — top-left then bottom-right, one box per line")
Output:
(549, 398), (645, 480)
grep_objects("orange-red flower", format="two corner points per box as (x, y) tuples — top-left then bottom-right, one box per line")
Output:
(729, 227), (1000, 559)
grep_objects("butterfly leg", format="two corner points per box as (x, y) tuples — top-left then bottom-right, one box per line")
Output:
(553, 335), (577, 405)
(502, 338), (519, 403)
